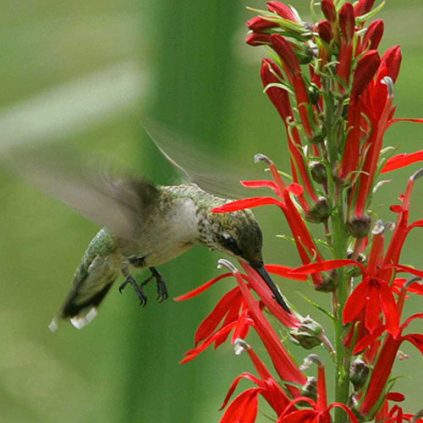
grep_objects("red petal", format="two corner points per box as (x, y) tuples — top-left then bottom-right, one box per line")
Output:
(174, 272), (232, 301)
(291, 259), (364, 275)
(287, 183), (304, 196)
(328, 403), (359, 423)
(266, 264), (308, 281)
(353, 326), (385, 354)
(381, 150), (423, 173)
(220, 372), (261, 410)
(242, 263), (301, 329)
(391, 117), (423, 124)
(220, 389), (260, 423)
(403, 334), (423, 354)
(235, 266), (306, 386)
(401, 312), (423, 330)
(392, 264), (423, 278)
(343, 281), (370, 324)
(379, 283), (400, 336)
(267, 2), (298, 21)
(194, 287), (241, 345)
(241, 180), (278, 192)
(213, 197), (283, 213)
(180, 321), (237, 364)
(365, 285), (381, 334)
(386, 392), (405, 402)
(278, 409), (316, 423)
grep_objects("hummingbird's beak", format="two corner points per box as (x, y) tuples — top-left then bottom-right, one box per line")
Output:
(251, 263), (291, 313)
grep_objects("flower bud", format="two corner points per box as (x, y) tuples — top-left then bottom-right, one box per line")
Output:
(354, 0), (376, 16)
(351, 50), (380, 97)
(310, 161), (327, 184)
(308, 83), (320, 105)
(350, 358), (369, 389)
(321, 0), (337, 22)
(267, 1), (299, 22)
(381, 45), (402, 83)
(363, 19), (384, 50)
(270, 34), (300, 75)
(317, 20), (333, 44)
(246, 32), (272, 46)
(290, 316), (323, 349)
(347, 215), (371, 238)
(310, 128), (326, 144)
(295, 44), (315, 65)
(339, 3), (355, 43)
(315, 270), (338, 292)
(305, 197), (330, 223)
(301, 376), (317, 400)
(246, 16), (277, 32)
(347, 250), (366, 277)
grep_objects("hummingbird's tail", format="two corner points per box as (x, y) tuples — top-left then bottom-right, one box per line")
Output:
(50, 254), (120, 331)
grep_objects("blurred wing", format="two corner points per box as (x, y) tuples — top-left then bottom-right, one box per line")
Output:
(142, 118), (262, 199)
(5, 146), (159, 241)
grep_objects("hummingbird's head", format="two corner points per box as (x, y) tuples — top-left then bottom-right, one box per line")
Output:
(211, 209), (290, 312)
(213, 209), (264, 267)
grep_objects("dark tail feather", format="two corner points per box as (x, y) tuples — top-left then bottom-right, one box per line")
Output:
(61, 282), (114, 319)
(49, 262), (118, 331)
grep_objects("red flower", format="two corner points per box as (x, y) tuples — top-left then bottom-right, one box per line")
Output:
(219, 342), (291, 422)
(277, 360), (358, 422)
(267, 1), (299, 22)
(355, 312), (423, 417)
(213, 159), (324, 287)
(321, 0), (336, 22)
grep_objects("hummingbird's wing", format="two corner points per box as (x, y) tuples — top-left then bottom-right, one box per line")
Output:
(5, 146), (160, 241)
(142, 118), (264, 199)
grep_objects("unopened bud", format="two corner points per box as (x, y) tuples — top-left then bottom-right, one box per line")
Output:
(321, 0), (337, 22)
(317, 20), (333, 44)
(315, 270), (338, 292)
(296, 45), (315, 65)
(305, 197), (330, 223)
(290, 316), (323, 349)
(310, 128), (326, 144)
(301, 376), (317, 400)
(347, 215), (371, 238)
(308, 84), (320, 105)
(347, 250), (366, 277)
(310, 162), (327, 184)
(350, 358), (369, 389)
(246, 32), (272, 46)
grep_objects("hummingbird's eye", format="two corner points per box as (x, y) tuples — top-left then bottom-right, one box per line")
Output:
(219, 235), (242, 257)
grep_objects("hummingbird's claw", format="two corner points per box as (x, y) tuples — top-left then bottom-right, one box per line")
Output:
(118, 280), (129, 293)
(121, 268), (148, 306)
(149, 267), (169, 302)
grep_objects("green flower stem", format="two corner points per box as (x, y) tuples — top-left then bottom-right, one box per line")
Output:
(324, 85), (352, 422)
(332, 203), (352, 423)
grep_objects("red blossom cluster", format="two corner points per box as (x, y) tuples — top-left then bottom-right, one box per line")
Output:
(178, 1), (423, 422)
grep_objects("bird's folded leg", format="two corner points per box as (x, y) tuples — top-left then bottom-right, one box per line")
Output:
(149, 267), (169, 302)
(120, 267), (147, 306)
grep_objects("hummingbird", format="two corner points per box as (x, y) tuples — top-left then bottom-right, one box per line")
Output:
(9, 123), (290, 330)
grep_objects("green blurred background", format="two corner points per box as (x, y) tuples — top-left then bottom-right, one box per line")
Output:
(0, 1), (422, 422)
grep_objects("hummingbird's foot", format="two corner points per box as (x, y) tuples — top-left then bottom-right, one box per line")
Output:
(121, 268), (148, 306)
(149, 267), (169, 302)
(118, 280), (128, 293)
